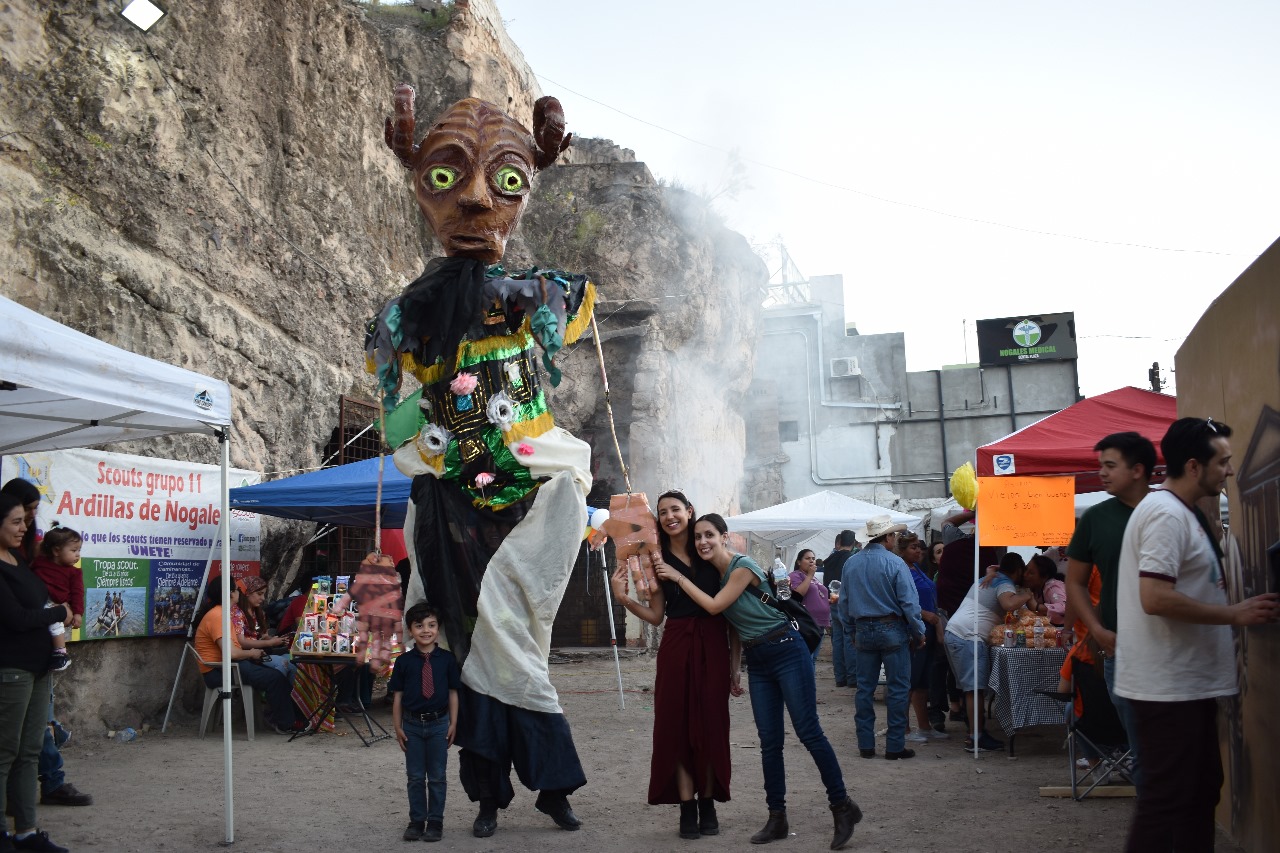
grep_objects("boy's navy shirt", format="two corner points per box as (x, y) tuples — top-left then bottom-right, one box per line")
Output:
(388, 644), (461, 715)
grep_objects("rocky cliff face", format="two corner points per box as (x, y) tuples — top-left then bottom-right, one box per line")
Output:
(0, 0), (764, 727)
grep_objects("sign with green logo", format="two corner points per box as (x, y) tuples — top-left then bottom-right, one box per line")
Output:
(976, 313), (1077, 366)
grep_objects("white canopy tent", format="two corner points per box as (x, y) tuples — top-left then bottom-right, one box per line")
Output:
(727, 490), (924, 558)
(0, 295), (238, 843)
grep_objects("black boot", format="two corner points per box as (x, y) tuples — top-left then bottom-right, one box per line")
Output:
(534, 790), (582, 831)
(472, 799), (498, 838)
(697, 797), (719, 836)
(679, 800), (700, 839)
(750, 810), (788, 844)
(829, 797), (863, 850)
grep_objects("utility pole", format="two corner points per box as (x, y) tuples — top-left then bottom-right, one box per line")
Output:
(1148, 361), (1163, 393)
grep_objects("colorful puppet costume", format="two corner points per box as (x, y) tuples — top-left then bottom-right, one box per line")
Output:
(364, 88), (593, 825)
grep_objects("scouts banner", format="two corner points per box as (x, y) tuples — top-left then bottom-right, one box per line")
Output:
(1, 448), (260, 640)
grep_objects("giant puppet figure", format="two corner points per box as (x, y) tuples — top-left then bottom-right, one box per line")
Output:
(362, 86), (594, 837)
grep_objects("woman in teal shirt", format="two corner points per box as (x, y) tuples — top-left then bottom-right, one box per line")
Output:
(655, 514), (861, 851)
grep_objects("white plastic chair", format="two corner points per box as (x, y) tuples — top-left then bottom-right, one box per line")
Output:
(186, 643), (257, 741)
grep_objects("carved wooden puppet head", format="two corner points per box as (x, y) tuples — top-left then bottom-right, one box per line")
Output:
(385, 86), (572, 264)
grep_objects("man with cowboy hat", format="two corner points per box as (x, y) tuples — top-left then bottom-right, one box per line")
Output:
(835, 516), (925, 760)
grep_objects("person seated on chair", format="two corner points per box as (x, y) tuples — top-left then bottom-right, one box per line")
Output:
(942, 552), (1033, 752)
(194, 583), (302, 735)
(232, 576), (294, 682)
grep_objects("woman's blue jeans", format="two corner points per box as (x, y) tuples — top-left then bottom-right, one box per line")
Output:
(403, 715), (449, 824)
(745, 628), (847, 811)
(854, 620), (911, 753)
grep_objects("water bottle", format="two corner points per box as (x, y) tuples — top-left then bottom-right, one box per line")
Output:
(772, 558), (792, 600)
(110, 727), (137, 743)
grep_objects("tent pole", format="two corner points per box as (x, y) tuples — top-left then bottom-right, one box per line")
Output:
(161, 518), (223, 733)
(219, 428), (235, 844)
(598, 548), (625, 710)
(972, 521), (980, 760)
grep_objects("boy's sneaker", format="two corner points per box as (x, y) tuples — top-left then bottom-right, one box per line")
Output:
(403, 822), (425, 842)
(905, 728), (930, 744)
(40, 783), (92, 806)
(49, 651), (71, 672)
(925, 727), (951, 740)
(422, 823), (442, 842)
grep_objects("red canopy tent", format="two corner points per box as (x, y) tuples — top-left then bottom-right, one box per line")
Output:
(976, 386), (1177, 493)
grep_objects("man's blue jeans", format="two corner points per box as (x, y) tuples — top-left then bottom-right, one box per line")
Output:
(403, 715), (449, 824)
(831, 618), (857, 685)
(854, 620), (911, 753)
(745, 628), (847, 811)
(829, 614), (849, 681)
(1103, 655), (1142, 790)
(39, 685), (65, 795)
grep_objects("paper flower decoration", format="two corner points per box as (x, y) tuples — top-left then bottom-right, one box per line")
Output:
(950, 462), (978, 510)
(450, 372), (479, 395)
(516, 442), (534, 456)
(486, 391), (516, 430)
(416, 423), (453, 457)
(475, 472), (495, 488)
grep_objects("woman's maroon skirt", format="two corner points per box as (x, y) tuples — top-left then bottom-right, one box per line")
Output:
(647, 614), (732, 805)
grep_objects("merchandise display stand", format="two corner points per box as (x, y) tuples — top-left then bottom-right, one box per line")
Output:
(290, 654), (391, 747)
(286, 579), (394, 747)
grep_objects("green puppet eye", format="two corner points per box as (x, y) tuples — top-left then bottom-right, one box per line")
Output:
(492, 165), (529, 196)
(426, 166), (459, 191)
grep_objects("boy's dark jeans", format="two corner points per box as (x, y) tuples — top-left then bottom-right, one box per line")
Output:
(404, 715), (449, 825)
(1124, 697), (1220, 853)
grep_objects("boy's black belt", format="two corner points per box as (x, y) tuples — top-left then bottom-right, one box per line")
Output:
(742, 624), (791, 648)
(410, 709), (448, 722)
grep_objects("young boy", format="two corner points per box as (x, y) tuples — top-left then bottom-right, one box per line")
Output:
(390, 603), (460, 842)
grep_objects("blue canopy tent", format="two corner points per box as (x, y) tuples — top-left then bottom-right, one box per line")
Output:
(229, 456), (411, 528)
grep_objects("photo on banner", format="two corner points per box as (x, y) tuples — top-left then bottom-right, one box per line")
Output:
(1, 447), (261, 641)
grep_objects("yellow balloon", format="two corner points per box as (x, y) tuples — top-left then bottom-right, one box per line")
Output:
(951, 462), (978, 510)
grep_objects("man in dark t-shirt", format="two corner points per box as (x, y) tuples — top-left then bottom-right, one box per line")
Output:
(825, 530), (858, 686)
(1065, 431), (1155, 789)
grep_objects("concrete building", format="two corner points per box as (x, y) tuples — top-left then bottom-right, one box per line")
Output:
(743, 273), (1082, 512)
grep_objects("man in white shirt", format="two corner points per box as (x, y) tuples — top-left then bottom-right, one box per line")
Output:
(1114, 417), (1279, 852)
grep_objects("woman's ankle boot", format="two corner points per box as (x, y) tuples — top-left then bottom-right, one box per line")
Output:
(679, 800), (700, 839)
(697, 797), (719, 836)
(829, 797), (863, 850)
(750, 810), (788, 844)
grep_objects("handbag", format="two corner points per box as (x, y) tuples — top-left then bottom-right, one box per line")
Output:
(734, 556), (822, 653)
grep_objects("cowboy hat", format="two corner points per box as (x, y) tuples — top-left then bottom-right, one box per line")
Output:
(856, 514), (907, 544)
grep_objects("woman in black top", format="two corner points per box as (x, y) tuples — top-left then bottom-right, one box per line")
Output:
(609, 490), (741, 840)
(0, 492), (71, 852)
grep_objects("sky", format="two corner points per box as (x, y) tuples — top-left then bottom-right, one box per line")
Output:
(496, 0), (1280, 397)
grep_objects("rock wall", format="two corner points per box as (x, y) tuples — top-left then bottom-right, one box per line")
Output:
(0, 0), (764, 729)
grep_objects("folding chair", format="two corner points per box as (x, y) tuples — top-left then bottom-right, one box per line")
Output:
(185, 643), (258, 741)
(1035, 656), (1132, 800)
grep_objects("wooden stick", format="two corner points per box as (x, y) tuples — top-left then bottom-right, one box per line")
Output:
(590, 312), (632, 494)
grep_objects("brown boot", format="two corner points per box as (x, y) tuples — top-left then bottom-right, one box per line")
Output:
(750, 810), (788, 844)
(830, 797), (863, 850)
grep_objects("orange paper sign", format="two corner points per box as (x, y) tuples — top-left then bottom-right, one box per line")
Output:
(976, 476), (1075, 547)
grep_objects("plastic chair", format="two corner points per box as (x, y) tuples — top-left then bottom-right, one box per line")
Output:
(186, 643), (257, 741)
(1034, 656), (1132, 800)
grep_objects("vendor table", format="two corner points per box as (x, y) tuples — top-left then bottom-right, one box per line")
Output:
(986, 645), (1068, 757)
(290, 654), (391, 747)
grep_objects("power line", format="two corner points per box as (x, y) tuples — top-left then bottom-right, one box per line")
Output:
(537, 73), (1249, 259)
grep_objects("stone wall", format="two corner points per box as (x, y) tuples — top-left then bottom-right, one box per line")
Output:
(0, 0), (764, 728)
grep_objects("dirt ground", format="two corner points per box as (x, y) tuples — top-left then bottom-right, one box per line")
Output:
(37, 650), (1245, 853)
